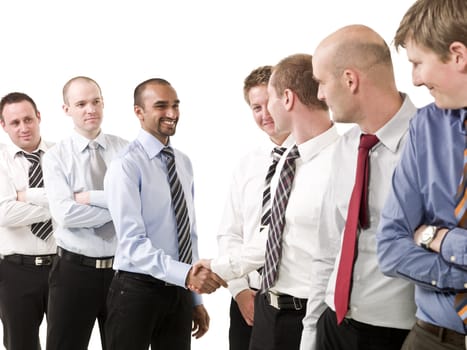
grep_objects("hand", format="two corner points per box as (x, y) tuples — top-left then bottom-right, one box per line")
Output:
(186, 266), (227, 294)
(16, 191), (26, 202)
(235, 288), (256, 326)
(74, 191), (90, 205)
(192, 304), (210, 339)
(192, 259), (212, 275)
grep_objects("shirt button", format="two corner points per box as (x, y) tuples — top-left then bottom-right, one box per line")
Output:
(464, 283), (467, 289)
(431, 280), (437, 286)
(352, 306), (358, 312)
(450, 256), (456, 262)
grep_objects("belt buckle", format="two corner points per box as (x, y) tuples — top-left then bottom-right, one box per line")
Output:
(268, 291), (280, 309)
(35, 256), (52, 266)
(95, 258), (113, 269)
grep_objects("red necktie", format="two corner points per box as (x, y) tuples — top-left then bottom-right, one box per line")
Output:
(334, 134), (379, 324)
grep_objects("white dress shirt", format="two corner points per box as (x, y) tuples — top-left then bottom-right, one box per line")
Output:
(0, 139), (56, 255)
(212, 125), (340, 299)
(217, 135), (294, 298)
(42, 130), (128, 257)
(300, 94), (417, 350)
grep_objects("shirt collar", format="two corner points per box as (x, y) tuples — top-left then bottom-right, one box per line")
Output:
(72, 129), (107, 152)
(7, 138), (51, 158)
(373, 93), (416, 153)
(295, 124), (340, 162)
(137, 128), (169, 159)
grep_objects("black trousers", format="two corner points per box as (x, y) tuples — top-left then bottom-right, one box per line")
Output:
(249, 292), (306, 350)
(229, 297), (253, 350)
(316, 307), (409, 350)
(105, 271), (193, 350)
(46, 255), (114, 350)
(0, 259), (50, 350)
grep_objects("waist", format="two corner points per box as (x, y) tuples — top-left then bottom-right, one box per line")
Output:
(116, 270), (176, 287)
(57, 246), (113, 269)
(416, 319), (465, 347)
(0, 253), (55, 266)
(264, 291), (307, 311)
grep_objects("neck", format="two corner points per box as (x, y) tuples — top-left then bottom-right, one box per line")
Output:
(292, 109), (333, 145)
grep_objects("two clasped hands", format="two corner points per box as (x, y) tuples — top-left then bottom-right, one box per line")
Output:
(186, 259), (225, 294)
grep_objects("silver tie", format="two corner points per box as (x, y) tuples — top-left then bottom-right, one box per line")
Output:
(88, 140), (114, 240)
(88, 140), (107, 190)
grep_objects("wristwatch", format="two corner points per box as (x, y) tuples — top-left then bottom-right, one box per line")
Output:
(420, 225), (440, 251)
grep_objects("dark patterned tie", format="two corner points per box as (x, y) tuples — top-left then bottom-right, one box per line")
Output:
(334, 134), (379, 324)
(161, 147), (193, 264)
(22, 151), (54, 240)
(453, 119), (467, 325)
(261, 145), (300, 291)
(260, 147), (287, 232)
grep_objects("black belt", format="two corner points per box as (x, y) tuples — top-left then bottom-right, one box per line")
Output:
(116, 270), (175, 287)
(0, 253), (55, 266)
(416, 319), (465, 347)
(265, 291), (307, 310)
(57, 247), (113, 269)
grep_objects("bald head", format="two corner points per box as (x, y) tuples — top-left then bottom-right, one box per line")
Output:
(315, 25), (393, 77)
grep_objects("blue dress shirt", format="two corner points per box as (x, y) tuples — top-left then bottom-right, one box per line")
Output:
(377, 103), (467, 334)
(104, 129), (202, 306)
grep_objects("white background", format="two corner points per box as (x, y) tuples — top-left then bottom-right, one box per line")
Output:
(0, 0), (432, 349)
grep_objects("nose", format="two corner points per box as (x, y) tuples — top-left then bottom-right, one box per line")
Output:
(317, 85), (325, 101)
(412, 67), (422, 87)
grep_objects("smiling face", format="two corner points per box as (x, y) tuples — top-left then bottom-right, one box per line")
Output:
(1, 100), (41, 152)
(248, 85), (278, 137)
(63, 79), (104, 139)
(406, 38), (466, 109)
(134, 83), (180, 145)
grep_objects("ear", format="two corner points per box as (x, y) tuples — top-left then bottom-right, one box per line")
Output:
(134, 105), (144, 121)
(36, 111), (41, 123)
(343, 69), (359, 93)
(62, 104), (69, 115)
(283, 89), (294, 111)
(449, 41), (467, 71)
(0, 120), (5, 130)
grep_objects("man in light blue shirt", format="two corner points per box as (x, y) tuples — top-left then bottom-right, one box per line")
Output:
(104, 78), (226, 350)
(43, 76), (128, 350)
(377, 0), (467, 349)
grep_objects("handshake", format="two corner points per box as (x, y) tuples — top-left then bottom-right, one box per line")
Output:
(186, 259), (227, 294)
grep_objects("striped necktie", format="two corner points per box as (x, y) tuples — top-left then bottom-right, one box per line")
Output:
(260, 147), (287, 232)
(161, 146), (192, 264)
(454, 119), (467, 325)
(21, 151), (54, 240)
(261, 145), (300, 291)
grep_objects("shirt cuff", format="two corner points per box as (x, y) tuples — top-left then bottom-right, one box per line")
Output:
(440, 227), (466, 266)
(228, 277), (250, 298)
(211, 255), (242, 281)
(299, 328), (316, 350)
(89, 190), (107, 208)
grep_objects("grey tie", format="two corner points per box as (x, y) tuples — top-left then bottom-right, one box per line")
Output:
(88, 140), (114, 240)
(88, 140), (107, 190)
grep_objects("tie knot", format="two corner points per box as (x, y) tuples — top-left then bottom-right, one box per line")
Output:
(21, 151), (41, 165)
(359, 134), (379, 151)
(88, 140), (100, 150)
(286, 145), (300, 160)
(272, 146), (286, 162)
(161, 146), (175, 159)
